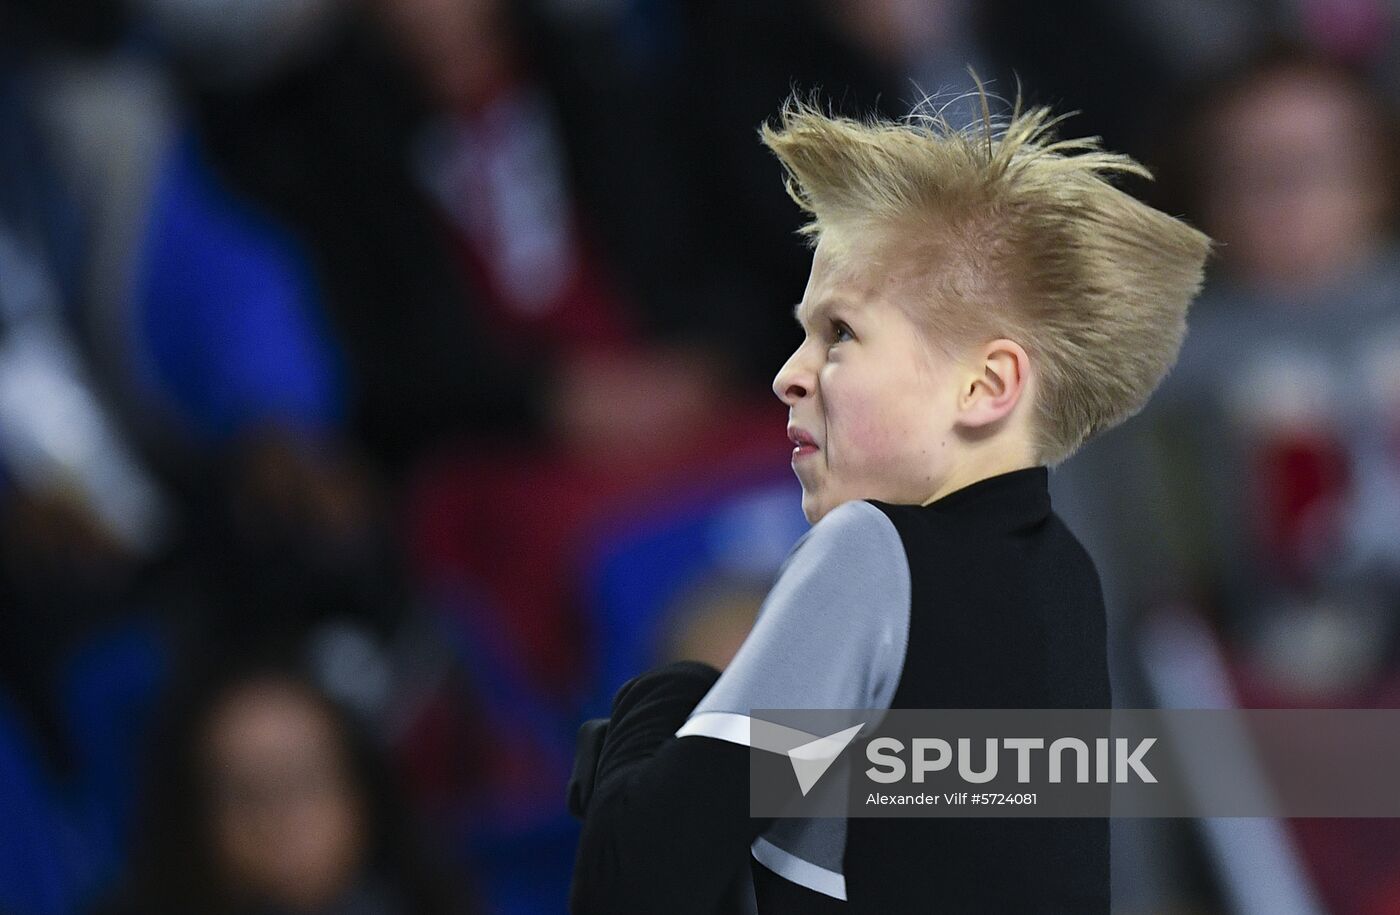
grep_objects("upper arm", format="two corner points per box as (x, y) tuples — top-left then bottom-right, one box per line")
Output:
(570, 502), (910, 913)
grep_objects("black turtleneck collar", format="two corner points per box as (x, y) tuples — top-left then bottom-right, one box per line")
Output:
(912, 465), (1051, 530)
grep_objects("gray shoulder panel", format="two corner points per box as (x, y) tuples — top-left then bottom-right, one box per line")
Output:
(683, 499), (912, 720)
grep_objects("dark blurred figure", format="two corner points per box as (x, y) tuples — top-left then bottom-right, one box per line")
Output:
(9, 0), (393, 654)
(0, 7), (435, 912)
(105, 655), (476, 915)
(0, 7), (180, 914)
(187, 0), (747, 475)
(194, 429), (409, 658)
(978, 0), (1172, 160)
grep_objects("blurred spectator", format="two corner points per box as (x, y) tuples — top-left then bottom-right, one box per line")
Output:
(31, 34), (351, 485)
(105, 655), (476, 915)
(23, 0), (430, 675)
(181, 0), (758, 474)
(0, 16), (178, 914)
(0, 10), (441, 913)
(361, 0), (729, 462)
(1054, 44), (1400, 915)
(1132, 45), (1400, 669)
(1179, 46), (1398, 296)
(21, 0), (390, 652)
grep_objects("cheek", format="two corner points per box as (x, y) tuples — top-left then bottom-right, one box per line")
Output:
(823, 371), (908, 467)
(845, 410), (906, 467)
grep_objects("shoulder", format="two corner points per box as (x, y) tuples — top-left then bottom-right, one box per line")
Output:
(679, 500), (914, 720)
(858, 497), (955, 548)
(764, 500), (911, 635)
(1048, 510), (1107, 594)
(790, 499), (907, 572)
(804, 498), (902, 547)
(814, 496), (889, 528)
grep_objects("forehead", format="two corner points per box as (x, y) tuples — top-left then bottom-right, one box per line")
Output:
(794, 233), (893, 326)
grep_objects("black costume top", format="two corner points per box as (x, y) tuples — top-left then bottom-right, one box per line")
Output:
(570, 465), (1111, 913)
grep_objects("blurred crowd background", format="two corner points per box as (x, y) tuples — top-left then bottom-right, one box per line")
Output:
(2, 0), (1400, 912)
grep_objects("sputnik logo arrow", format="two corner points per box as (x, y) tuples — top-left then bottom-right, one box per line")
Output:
(787, 723), (865, 796)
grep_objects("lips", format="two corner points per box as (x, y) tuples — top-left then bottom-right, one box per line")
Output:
(788, 425), (819, 460)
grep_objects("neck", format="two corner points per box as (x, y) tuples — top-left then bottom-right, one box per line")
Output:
(919, 443), (1038, 506)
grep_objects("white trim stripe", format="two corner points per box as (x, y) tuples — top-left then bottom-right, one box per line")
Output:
(675, 710), (751, 745)
(751, 836), (848, 901)
(674, 711), (824, 755)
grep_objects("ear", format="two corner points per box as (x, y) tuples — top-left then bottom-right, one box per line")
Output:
(955, 338), (1030, 429)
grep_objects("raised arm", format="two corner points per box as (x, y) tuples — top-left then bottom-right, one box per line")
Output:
(568, 500), (911, 914)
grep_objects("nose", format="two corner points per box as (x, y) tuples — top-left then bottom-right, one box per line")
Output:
(772, 347), (814, 405)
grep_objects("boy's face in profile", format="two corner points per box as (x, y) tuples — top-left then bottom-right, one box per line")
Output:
(774, 232), (967, 523)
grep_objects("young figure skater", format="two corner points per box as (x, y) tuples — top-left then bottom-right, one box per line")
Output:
(568, 86), (1211, 914)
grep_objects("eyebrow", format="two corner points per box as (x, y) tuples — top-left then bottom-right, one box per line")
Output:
(793, 297), (857, 329)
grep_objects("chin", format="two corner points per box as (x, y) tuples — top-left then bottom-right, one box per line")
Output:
(800, 490), (835, 525)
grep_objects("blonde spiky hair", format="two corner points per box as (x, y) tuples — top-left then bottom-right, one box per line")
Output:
(759, 79), (1213, 466)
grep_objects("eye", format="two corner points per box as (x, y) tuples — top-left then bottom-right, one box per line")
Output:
(829, 320), (854, 346)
